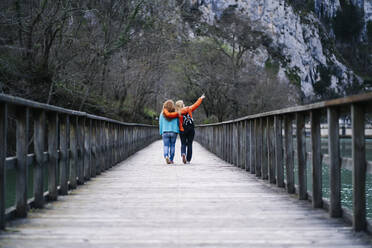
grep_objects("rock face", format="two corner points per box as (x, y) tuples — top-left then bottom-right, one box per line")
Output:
(186, 0), (370, 99)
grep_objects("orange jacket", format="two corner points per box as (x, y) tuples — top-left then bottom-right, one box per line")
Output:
(162, 97), (203, 132)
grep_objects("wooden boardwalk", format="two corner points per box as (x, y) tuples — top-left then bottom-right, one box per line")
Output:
(1, 140), (372, 248)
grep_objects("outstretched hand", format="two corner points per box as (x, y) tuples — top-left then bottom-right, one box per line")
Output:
(201, 93), (206, 99)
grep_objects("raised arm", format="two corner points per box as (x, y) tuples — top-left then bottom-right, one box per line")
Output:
(189, 94), (205, 112)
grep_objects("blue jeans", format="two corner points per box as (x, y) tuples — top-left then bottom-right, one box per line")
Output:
(162, 132), (177, 161)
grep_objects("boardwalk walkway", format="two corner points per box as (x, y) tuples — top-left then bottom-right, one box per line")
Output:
(1, 140), (372, 248)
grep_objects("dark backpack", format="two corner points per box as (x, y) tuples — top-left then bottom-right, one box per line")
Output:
(182, 112), (194, 132)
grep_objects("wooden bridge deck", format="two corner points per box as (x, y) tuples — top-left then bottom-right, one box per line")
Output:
(1, 140), (372, 248)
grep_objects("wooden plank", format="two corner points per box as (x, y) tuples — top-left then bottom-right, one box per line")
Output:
(59, 115), (69, 195)
(47, 112), (58, 201)
(0, 103), (7, 228)
(255, 119), (262, 178)
(77, 117), (85, 185)
(33, 110), (46, 208)
(1, 140), (372, 248)
(250, 120), (255, 174)
(275, 116), (284, 188)
(311, 110), (322, 208)
(84, 118), (91, 180)
(16, 107), (29, 217)
(351, 104), (366, 231)
(328, 107), (341, 217)
(284, 115), (295, 194)
(91, 120), (97, 177)
(245, 121), (250, 172)
(69, 116), (78, 189)
(261, 118), (268, 180)
(296, 112), (307, 200)
(268, 117), (275, 184)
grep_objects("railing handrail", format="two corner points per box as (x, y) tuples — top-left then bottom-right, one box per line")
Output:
(0, 93), (155, 127)
(195, 92), (372, 234)
(0, 93), (160, 230)
(198, 92), (372, 127)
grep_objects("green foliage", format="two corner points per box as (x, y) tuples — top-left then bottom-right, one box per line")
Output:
(285, 67), (301, 87)
(287, 0), (315, 13)
(265, 59), (280, 74)
(332, 2), (364, 43)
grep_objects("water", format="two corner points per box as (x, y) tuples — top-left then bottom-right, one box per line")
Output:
(291, 138), (372, 218)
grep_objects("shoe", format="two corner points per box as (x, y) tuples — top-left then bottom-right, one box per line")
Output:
(170, 160), (174, 164)
(182, 154), (186, 164)
(165, 156), (171, 164)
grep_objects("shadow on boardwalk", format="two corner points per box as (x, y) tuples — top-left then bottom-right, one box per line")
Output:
(1, 140), (372, 248)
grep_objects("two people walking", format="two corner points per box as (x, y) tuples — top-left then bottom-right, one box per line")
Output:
(159, 94), (205, 164)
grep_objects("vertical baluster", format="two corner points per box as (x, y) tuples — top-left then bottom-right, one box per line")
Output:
(33, 110), (45, 208)
(69, 116), (77, 188)
(296, 113), (307, 200)
(240, 122), (245, 169)
(328, 107), (341, 217)
(351, 104), (366, 231)
(250, 120), (255, 174)
(16, 107), (29, 217)
(256, 119), (262, 178)
(91, 120), (97, 177)
(285, 115), (295, 194)
(311, 110), (322, 208)
(47, 112), (58, 201)
(0, 103), (7, 228)
(275, 116), (284, 188)
(245, 120), (250, 172)
(262, 118), (268, 180)
(77, 117), (84, 185)
(59, 115), (69, 195)
(268, 117), (276, 184)
(84, 118), (91, 180)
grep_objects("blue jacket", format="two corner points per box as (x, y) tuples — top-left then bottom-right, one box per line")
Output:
(159, 112), (179, 135)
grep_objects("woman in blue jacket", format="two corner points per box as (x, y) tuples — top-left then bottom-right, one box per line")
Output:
(159, 100), (179, 164)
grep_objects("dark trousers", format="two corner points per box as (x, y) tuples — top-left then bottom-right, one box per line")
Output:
(180, 129), (195, 162)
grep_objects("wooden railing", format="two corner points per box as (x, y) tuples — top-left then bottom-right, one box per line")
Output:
(0, 94), (159, 229)
(196, 92), (372, 232)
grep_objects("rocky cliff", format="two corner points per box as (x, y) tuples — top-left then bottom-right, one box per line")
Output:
(185, 0), (371, 99)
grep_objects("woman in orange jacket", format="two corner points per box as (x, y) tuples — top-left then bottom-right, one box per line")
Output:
(162, 94), (205, 164)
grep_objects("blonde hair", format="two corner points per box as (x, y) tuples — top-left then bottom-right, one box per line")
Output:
(175, 100), (185, 114)
(163, 100), (175, 112)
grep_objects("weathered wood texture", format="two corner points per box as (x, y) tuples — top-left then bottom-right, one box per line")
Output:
(296, 113), (307, 200)
(0, 93), (159, 229)
(1, 141), (371, 247)
(311, 110), (322, 208)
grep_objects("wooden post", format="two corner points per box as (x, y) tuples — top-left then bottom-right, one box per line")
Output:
(91, 120), (97, 177)
(0, 103), (7, 228)
(245, 120), (250, 172)
(261, 118), (268, 180)
(296, 113), (307, 200)
(33, 110), (45, 208)
(84, 118), (91, 180)
(16, 107), (29, 217)
(351, 104), (366, 231)
(311, 110), (322, 208)
(328, 107), (341, 217)
(268, 117), (276, 184)
(69, 116), (77, 189)
(47, 112), (58, 201)
(256, 119), (262, 178)
(275, 116), (284, 188)
(59, 115), (69, 195)
(77, 117), (85, 185)
(284, 115), (295, 194)
(250, 121), (255, 174)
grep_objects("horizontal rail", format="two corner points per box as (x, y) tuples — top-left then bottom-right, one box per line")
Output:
(198, 92), (372, 127)
(195, 92), (372, 233)
(0, 93), (160, 229)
